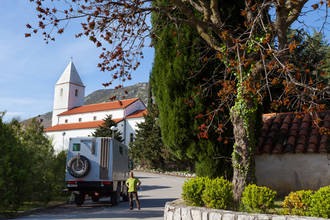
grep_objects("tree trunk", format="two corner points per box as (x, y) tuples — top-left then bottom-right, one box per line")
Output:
(230, 98), (257, 205)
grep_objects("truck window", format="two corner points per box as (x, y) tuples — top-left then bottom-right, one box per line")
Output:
(72, 143), (81, 151)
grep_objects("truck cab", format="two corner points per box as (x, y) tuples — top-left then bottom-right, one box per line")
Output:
(65, 137), (129, 206)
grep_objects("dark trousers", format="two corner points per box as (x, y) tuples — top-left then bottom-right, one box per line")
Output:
(129, 192), (140, 209)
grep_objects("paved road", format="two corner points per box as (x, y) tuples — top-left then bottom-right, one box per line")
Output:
(16, 172), (186, 220)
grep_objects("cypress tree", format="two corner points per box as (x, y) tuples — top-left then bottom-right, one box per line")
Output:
(129, 77), (179, 170)
(151, 3), (234, 178)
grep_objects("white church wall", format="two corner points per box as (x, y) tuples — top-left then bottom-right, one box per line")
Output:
(124, 100), (146, 117)
(46, 120), (126, 152)
(125, 117), (144, 146)
(58, 109), (125, 124)
(46, 128), (95, 152)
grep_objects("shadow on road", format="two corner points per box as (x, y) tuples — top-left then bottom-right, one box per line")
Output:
(140, 185), (170, 191)
(17, 198), (178, 219)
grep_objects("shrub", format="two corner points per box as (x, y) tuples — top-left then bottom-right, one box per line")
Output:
(310, 185), (330, 218)
(202, 177), (233, 209)
(182, 177), (208, 206)
(241, 184), (277, 212)
(283, 190), (313, 216)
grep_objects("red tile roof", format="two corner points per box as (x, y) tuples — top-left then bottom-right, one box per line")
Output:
(58, 98), (139, 116)
(257, 111), (329, 154)
(44, 118), (123, 132)
(126, 109), (147, 118)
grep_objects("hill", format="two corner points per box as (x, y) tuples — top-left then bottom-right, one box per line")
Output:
(23, 82), (149, 128)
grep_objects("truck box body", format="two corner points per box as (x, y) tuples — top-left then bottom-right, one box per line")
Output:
(65, 137), (129, 182)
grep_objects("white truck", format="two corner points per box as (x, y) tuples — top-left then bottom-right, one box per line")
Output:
(65, 137), (130, 206)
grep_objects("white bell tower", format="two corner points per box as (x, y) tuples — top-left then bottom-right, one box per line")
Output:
(52, 61), (85, 126)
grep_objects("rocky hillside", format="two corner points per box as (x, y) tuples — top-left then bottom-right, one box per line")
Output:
(23, 82), (149, 128)
(84, 82), (149, 105)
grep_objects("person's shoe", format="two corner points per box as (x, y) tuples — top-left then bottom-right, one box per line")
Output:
(138, 207), (141, 210)
(129, 207), (133, 210)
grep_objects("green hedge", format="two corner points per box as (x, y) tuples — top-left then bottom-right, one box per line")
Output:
(182, 177), (208, 206)
(201, 177), (233, 209)
(181, 174), (329, 218)
(310, 185), (330, 218)
(241, 184), (277, 212)
(283, 190), (313, 216)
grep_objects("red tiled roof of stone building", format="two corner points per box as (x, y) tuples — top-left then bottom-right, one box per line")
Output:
(257, 111), (329, 154)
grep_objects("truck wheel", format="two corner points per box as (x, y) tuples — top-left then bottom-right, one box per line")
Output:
(91, 195), (99, 202)
(74, 193), (85, 206)
(122, 193), (129, 202)
(122, 184), (129, 202)
(110, 191), (118, 206)
(67, 155), (90, 178)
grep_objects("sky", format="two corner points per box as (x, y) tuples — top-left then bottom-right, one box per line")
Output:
(0, 1), (328, 122)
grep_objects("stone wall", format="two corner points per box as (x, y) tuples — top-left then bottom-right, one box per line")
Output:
(164, 199), (326, 220)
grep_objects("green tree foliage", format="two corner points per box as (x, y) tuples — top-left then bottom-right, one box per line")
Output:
(93, 114), (123, 142)
(151, 1), (233, 178)
(0, 113), (30, 211)
(0, 114), (67, 213)
(129, 81), (179, 170)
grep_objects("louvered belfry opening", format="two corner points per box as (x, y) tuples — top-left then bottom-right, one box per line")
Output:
(100, 138), (110, 179)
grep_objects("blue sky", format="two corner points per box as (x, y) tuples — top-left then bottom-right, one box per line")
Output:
(0, 1), (328, 122)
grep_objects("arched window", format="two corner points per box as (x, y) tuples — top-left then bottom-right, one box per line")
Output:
(60, 88), (63, 96)
(75, 89), (78, 97)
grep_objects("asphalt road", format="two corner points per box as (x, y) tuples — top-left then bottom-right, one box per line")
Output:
(16, 171), (186, 220)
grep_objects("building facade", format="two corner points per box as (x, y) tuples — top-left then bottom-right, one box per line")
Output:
(45, 62), (146, 152)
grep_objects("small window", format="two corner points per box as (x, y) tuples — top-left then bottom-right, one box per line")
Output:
(60, 88), (63, 96)
(65, 119), (68, 123)
(79, 118), (82, 122)
(72, 143), (81, 151)
(75, 89), (78, 97)
(130, 133), (134, 143)
(93, 116), (97, 121)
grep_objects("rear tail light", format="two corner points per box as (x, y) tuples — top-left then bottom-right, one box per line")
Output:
(67, 181), (76, 184)
(102, 181), (111, 185)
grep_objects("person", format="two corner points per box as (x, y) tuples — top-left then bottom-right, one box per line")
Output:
(125, 171), (141, 210)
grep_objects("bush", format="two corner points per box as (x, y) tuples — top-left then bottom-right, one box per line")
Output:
(310, 185), (330, 218)
(202, 177), (233, 209)
(182, 177), (208, 206)
(241, 184), (277, 212)
(283, 190), (313, 216)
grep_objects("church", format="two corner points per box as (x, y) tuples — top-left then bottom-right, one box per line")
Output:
(44, 61), (147, 152)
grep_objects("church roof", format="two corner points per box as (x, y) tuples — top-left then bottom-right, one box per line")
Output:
(58, 98), (140, 116)
(56, 61), (84, 86)
(126, 109), (147, 118)
(44, 118), (124, 132)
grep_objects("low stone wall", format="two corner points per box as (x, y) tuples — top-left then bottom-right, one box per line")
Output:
(164, 199), (326, 220)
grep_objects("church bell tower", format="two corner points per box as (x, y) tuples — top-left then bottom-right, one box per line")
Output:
(52, 61), (85, 126)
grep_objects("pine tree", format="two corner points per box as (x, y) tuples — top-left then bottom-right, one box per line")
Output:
(93, 115), (123, 142)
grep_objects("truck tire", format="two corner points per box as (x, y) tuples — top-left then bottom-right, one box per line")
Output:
(122, 184), (129, 202)
(91, 195), (99, 202)
(74, 193), (85, 206)
(110, 182), (121, 206)
(67, 155), (90, 178)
